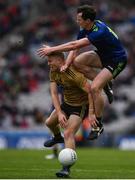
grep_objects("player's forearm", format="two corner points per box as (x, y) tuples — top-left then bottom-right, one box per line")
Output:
(66, 50), (78, 66)
(50, 38), (89, 53)
(51, 40), (81, 53)
(50, 82), (62, 114)
(88, 93), (95, 115)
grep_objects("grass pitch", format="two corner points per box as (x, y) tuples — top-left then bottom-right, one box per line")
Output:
(0, 148), (135, 179)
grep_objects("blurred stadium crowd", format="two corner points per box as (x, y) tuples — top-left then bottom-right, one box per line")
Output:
(0, 0), (135, 137)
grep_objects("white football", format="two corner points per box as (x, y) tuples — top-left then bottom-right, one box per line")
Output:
(58, 148), (77, 166)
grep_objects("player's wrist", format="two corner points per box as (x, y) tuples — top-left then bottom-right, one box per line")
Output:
(57, 110), (63, 115)
(89, 109), (95, 115)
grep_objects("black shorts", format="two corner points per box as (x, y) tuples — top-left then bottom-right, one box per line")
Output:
(95, 51), (127, 79)
(104, 60), (127, 79)
(61, 102), (88, 120)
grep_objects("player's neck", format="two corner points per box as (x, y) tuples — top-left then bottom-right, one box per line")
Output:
(85, 21), (94, 31)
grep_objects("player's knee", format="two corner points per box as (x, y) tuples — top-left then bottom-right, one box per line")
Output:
(73, 58), (80, 69)
(64, 129), (74, 140)
(91, 83), (100, 94)
(45, 117), (51, 127)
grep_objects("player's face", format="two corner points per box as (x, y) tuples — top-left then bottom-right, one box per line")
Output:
(48, 57), (61, 71)
(76, 13), (91, 29)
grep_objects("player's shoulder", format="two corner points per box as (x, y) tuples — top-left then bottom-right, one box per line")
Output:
(93, 20), (106, 31)
(95, 20), (106, 26)
(89, 20), (107, 37)
(96, 20), (112, 32)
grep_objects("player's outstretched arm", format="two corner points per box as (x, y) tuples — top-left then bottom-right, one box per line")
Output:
(37, 38), (90, 58)
(50, 82), (68, 128)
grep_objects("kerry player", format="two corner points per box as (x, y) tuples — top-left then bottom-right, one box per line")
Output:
(44, 52), (104, 178)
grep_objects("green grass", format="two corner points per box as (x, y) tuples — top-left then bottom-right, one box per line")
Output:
(0, 148), (135, 179)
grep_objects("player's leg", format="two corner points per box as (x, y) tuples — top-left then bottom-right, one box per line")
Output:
(88, 59), (127, 139)
(44, 110), (64, 147)
(45, 109), (59, 134)
(87, 77), (105, 140)
(88, 68), (112, 139)
(73, 51), (110, 137)
(73, 51), (102, 79)
(56, 114), (82, 178)
(73, 51), (113, 104)
(64, 114), (82, 149)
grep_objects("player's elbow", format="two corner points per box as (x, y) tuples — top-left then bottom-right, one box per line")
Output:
(73, 38), (90, 50)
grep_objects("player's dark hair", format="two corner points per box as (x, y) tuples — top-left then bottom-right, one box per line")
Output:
(77, 5), (96, 21)
(48, 52), (65, 60)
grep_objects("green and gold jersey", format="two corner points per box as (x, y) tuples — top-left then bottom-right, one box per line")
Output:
(50, 66), (88, 106)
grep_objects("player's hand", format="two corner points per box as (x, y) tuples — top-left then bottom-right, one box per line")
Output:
(60, 63), (69, 72)
(37, 45), (52, 58)
(58, 112), (68, 129)
(88, 114), (98, 128)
